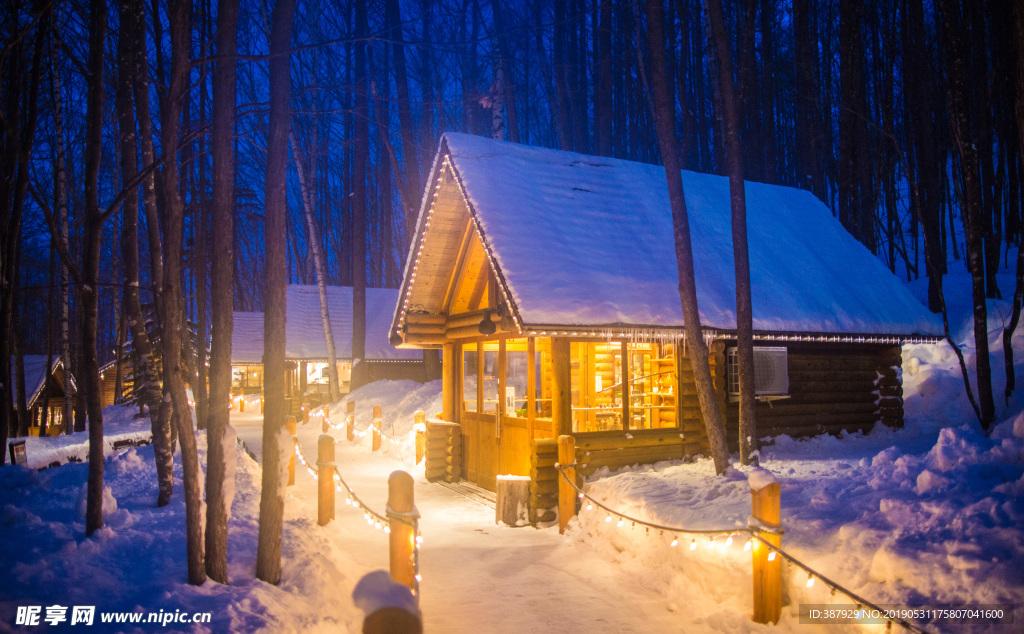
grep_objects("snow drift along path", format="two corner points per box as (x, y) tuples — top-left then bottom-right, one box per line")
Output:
(232, 405), (684, 633)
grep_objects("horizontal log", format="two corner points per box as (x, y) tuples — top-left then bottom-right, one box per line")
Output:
(405, 323), (446, 337)
(530, 478), (558, 495)
(759, 411), (878, 430)
(427, 436), (460, 451)
(752, 401), (879, 417)
(788, 368), (898, 384)
(445, 310), (500, 330)
(579, 444), (684, 466)
(788, 357), (900, 372)
(425, 467), (447, 480)
(788, 379), (880, 394)
(401, 333), (449, 346)
(530, 466), (557, 481)
(575, 429), (687, 451)
(533, 438), (559, 453)
(531, 453), (558, 468)
(405, 312), (447, 325)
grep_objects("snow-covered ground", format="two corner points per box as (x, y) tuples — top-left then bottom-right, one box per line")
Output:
(1, 272), (1022, 633)
(4, 406), (153, 470)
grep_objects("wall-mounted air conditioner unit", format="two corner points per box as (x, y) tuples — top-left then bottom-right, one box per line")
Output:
(727, 346), (789, 400)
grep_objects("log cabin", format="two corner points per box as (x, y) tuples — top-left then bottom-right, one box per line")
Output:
(230, 286), (427, 411)
(9, 356), (76, 436)
(391, 133), (944, 522)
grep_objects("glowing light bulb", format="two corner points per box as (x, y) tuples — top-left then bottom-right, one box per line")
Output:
(616, 519), (624, 528)
(416, 536), (424, 546)
(605, 516), (612, 523)
(744, 540), (752, 551)
(807, 575), (815, 588)
(725, 536), (733, 547)
(586, 504), (593, 511)
(768, 551), (777, 562)
(670, 538), (678, 548)
(689, 539), (697, 551)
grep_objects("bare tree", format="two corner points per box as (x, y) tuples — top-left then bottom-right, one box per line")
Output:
(645, 0), (730, 475)
(705, 0), (756, 465)
(290, 132), (341, 402)
(256, 0), (296, 586)
(160, 0), (206, 583)
(205, 0), (240, 585)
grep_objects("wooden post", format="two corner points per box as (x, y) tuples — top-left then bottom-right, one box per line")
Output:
(301, 396), (309, 424)
(751, 478), (782, 624)
(317, 435), (335, 526)
(346, 400), (355, 442)
(414, 410), (426, 465)
(285, 416), (297, 486)
(557, 434), (576, 534)
(551, 338), (572, 436)
(386, 470), (419, 589)
(442, 343), (456, 422)
(260, 393), (264, 414)
(372, 404), (382, 452)
(238, 395), (245, 412)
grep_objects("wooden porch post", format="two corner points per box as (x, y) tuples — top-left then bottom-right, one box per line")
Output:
(442, 343), (456, 422)
(551, 337), (571, 436)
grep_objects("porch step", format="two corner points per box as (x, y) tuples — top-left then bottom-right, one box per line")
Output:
(435, 480), (496, 509)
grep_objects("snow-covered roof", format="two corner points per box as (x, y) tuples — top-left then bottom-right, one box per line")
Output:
(231, 312), (265, 364)
(284, 286), (420, 360)
(9, 356), (64, 408)
(427, 132), (942, 337)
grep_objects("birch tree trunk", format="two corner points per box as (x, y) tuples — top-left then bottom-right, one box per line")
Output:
(205, 0), (240, 585)
(1004, 0), (1024, 403)
(256, 0), (296, 586)
(290, 132), (341, 402)
(51, 35), (73, 436)
(645, 0), (730, 475)
(704, 0), (756, 465)
(160, 0), (206, 584)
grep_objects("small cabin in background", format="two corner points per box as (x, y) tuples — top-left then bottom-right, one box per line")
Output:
(391, 133), (943, 522)
(230, 286), (427, 411)
(8, 356), (76, 437)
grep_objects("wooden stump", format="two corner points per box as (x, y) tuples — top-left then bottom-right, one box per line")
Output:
(387, 471), (419, 590)
(285, 416), (297, 486)
(751, 475), (782, 624)
(557, 435), (577, 534)
(317, 435), (336, 526)
(496, 475), (531, 526)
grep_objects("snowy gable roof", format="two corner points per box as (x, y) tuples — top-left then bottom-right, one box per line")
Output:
(231, 312), (265, 364)
(285, 286), (420, 360)
(437, 132), (942, 337)
(9, 356), (63, 409)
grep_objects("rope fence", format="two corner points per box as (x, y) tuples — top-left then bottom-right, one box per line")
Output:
(556, 464), (930, 634)
(291, 430), (422, 597)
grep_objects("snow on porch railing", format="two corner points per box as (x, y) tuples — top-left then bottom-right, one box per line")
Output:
(554, 450), (931, 634)
(291, 428), (422, 598)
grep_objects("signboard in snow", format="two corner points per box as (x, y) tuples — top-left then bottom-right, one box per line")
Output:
(9, 440), (27, 466)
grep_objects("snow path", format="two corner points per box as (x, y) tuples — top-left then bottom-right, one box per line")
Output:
(231, 408), (686, 633)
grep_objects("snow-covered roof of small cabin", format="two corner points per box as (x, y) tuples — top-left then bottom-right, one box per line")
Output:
(425, 133), (942, 337)
(285, 286), (420, 360)
(231, 312), (265, 364)
(9, 356), (66, 408)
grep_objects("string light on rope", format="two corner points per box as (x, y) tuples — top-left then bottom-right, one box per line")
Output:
(555, 465), (930, 634)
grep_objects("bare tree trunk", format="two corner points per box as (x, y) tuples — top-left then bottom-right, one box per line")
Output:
(350, 0), (368, 391)
(256, 0), (295, 586)
(705, 0), (756, 465)
(205, 0), (239, 585)
(133, 0), (174, 492)
(13, 329), (30, 437)
(1003, 0), (1024, 403)
(160, 0), (206, 584)
(290, 132), (341, 402)
(939, 0), (995, 431)
(82, 0), (107, 536)
(645, 0), (730, 475)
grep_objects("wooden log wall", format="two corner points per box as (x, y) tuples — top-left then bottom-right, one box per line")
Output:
(574, 429), (689, 478)
(424, 420), (462, 482)
(677, 341), (715, 456)
(724, 342), (903, 445)
(529, 438), (558, 525)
